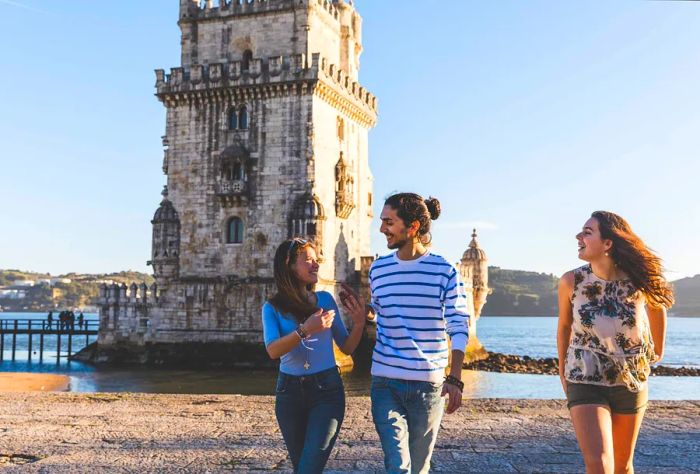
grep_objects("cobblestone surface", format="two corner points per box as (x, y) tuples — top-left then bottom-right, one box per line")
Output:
(0, 394), (697, 473)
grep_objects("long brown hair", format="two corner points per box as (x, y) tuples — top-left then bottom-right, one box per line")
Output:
(592, 211), (674, 308)
(269, 238), (319, 322)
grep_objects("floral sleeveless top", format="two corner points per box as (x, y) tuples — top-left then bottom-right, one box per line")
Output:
(565, 264), (657, 392)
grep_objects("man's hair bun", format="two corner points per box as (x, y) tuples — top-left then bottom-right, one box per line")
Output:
(424, 197), (441, 221)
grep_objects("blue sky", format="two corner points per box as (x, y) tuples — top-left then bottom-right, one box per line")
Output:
(0, 0), (698, 280)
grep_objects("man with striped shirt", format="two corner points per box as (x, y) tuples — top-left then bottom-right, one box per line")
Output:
(349, 192), (469, 474)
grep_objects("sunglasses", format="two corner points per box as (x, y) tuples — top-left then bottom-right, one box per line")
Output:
(285, 238), (309, 265)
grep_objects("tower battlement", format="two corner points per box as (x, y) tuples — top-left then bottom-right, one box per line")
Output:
(181, 0), (349, 23)
(96, 283), (158, 343)
(155, 53), (377, 121)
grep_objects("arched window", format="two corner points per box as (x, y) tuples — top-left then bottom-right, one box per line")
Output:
(242, 50), (253, 71)
(232, 163), (243, 180)
(239, 106), (248, 129)
(228, 108), (238, 130)
(227, 217), (244, 244)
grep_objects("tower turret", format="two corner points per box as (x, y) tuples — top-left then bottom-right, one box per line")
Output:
(460, 229), (489, 319)
(148, 187), (181, 282)
(458, 229), (490, 362)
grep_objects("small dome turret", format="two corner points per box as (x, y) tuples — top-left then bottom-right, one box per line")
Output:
(149, 186), (181, 281)
(461, 229), (487, 262)
(458, 229), (490, 320)
(152, 187), (180, 224)
(294, 193), (326, 220)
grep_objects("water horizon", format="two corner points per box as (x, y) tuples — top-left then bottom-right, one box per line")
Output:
(1, 314), (698, 399)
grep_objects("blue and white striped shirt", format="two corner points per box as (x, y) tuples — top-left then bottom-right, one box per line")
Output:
(369, 251), (470, 382)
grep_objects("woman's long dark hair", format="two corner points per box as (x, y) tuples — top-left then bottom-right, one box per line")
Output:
(592, 211), (674, 308)
(384, 192), (441, 245)
(268, 238), (319, 322)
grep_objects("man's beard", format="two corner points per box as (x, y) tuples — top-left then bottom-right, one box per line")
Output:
(387, 236), (408, 250)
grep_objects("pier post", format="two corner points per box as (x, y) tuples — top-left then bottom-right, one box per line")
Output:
(40, 331), (44, 362)
(56, 331), (61, 362)
(67, 329), (73, 358)
(27, 320), (33, 361)
(0, 330), (4, 361)
(12, 320), (17, 361)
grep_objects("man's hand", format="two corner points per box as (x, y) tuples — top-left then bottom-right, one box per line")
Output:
(339, 282), (374, 321)
(441, 382), (462, 414)
(339, 289), (366, 328)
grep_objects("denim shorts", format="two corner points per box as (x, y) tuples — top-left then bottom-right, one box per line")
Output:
(566, 382), (648, 414)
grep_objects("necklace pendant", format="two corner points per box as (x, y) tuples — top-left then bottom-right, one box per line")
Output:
(304, 361), (310, 370)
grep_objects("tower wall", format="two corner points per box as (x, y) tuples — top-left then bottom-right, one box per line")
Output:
(94, 2), (377, 361)
(311, 96), (372, 283)
(164, 90), (314, 278)
(178, 0), (360, 79)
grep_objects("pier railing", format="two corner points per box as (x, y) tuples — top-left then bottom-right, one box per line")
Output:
(0, 319), (99, 363)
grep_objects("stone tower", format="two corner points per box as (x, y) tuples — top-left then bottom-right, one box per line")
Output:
(93, 0), (377, 364)
(459, 229), (490, 361)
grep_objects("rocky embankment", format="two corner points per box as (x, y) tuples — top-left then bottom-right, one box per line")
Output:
(464, 352), (700, 376)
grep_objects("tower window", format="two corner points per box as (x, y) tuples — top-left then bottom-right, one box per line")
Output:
(337, 116), (345, 141)
(227, 217), (244, 244)
(242, 50), (253, 71)
(232, 163), (243, 180)
(228, 109), (238, 130)
(239, 106), (248, 130)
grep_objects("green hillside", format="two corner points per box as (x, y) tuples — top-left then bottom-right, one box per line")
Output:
(0, 269), (154, 312)
(482, 267), (559, 316)
(670, 274), (700, 317)
(482, 268), (700, 317)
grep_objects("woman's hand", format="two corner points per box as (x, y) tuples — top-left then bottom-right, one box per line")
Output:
(340, 289), (367, 328)
(302, 309), (335, 336)
(559, 368), (568, 394)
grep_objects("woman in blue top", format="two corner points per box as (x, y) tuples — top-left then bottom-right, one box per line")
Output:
(262, 238), (366, 474)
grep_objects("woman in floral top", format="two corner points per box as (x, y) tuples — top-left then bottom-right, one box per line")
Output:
(557, 211), (672, 474)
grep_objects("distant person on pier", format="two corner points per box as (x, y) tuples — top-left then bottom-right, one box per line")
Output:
(558, 211), (672, 474)
(47, 311), (53, 329)
(342, 192), (470, 474)
(77, 312), (84, 330)
(262, 238), (367, 473)
(69, 311), (75, 330)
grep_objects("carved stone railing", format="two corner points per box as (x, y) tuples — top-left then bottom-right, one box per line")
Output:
(215, 179), (248, 206)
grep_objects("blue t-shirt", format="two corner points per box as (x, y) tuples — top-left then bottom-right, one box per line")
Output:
(262, 291), (349, 376)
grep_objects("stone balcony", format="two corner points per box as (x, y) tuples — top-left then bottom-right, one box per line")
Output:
(215, 179), (248, 206)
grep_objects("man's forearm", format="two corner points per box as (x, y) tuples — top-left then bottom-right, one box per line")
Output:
(449, 349), (465, 379)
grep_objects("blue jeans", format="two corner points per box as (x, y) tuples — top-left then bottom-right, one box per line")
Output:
(275, 367), (345, 474)
(371, 376), (444, 474)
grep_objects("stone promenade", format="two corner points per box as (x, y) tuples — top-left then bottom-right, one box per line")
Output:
(0, 394), (698, 473)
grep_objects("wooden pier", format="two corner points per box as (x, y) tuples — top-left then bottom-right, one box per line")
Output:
(0, 319), (98, 363)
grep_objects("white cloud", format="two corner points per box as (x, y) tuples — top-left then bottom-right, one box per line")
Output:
(0, 0), (49, 14)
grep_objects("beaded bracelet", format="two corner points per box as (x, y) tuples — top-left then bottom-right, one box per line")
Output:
(444, 375), (464, 391)
(295, 325), (308, 340)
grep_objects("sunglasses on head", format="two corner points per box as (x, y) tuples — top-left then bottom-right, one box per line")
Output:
(285, 238), (309, 264)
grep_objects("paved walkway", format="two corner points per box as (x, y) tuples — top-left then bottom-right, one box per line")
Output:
(0, 393), (698, 473)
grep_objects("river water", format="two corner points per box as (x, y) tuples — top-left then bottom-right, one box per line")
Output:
(1, 313), (698, 399)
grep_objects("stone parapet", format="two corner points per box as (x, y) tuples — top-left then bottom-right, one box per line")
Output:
(155, 53), (377, 126)
(181, 0), (345, 24)
(96, 283), (158, 345)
